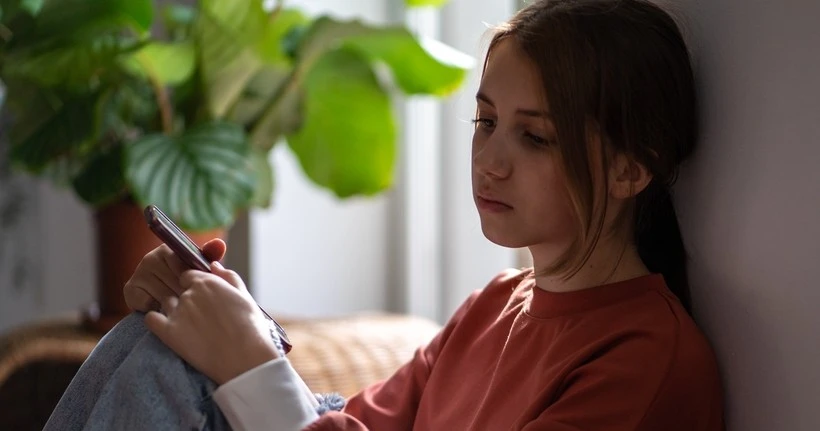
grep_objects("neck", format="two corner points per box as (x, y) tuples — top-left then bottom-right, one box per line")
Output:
(529, 237), (649, 293)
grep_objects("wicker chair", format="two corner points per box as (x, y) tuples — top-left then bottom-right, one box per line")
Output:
(0, 313), (440, 430)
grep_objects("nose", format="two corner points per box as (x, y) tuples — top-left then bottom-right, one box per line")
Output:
(473, 132), (511, 180)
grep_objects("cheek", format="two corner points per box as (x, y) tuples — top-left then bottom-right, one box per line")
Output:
(530, 162), (577, 225)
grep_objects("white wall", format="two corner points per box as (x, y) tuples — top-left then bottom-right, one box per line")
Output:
(674, 1), (820, 430)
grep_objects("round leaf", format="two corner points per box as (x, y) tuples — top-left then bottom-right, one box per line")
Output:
(286, 49), (395, 198)
(125, 122), (255, 230)
(120, 42), (196, 85)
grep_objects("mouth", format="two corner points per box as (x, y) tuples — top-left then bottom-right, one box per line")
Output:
(475, 194), (513, 212)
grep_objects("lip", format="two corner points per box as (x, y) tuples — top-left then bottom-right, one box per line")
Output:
(475, 194), (513, 212)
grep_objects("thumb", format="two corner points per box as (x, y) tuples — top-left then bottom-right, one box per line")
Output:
(201, 238), (227, 263)
(210, 261), (247, 291)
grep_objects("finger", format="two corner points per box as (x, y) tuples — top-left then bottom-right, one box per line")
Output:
(156, 244), (191, 275)
(148, 270), (180, 299)
(179, 268), (201, 286)
(201, 238), (227, 263)
(142, 244), (188, 294)
(161, 295), (179, 315)
(129, 246), (181, 297)
(122, 269), (176, 311)
(160, 252), (193, 295)
(152, 258), (183, 293)
(123, 282), (161, 312)
(144, 310), (171, 342)
(210, 262), (247, 291)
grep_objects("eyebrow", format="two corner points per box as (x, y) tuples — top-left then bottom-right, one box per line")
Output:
(475, 91), (552, 119)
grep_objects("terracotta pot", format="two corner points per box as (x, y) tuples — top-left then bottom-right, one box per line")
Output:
(83, 198), (225, 333)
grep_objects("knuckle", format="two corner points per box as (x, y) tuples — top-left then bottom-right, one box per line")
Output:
(180, 289), (195, 301)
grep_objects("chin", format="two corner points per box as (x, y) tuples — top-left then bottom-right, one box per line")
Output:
(479, 221), (531, 249)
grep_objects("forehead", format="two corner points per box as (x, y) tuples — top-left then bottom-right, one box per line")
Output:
(480, 39), (547, 107)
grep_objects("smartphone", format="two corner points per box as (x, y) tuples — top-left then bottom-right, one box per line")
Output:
(144, 204), (292, 354)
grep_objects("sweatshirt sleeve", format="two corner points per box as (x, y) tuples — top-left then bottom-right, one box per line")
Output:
(301, 289), (483, 431)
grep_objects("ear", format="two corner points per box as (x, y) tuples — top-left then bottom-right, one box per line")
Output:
(609, 154), (652, 199)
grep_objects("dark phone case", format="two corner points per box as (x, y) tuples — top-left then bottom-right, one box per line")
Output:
(144, 206), (211, 272)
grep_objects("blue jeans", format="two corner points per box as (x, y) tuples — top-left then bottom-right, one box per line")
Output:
(43, 313), (231, 431)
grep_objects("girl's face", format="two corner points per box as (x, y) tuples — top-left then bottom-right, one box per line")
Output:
(472, 39), (577, 255)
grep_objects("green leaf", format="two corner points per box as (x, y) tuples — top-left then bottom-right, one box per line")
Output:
(72, 144), (127, 207)
(125, 122), (255, 230)
(246, 17), (472, 154)
(12, 0), (153, 45)
(345, 32), (473, 96)
(228, 65), (292, 127)
(200, 0), (266, 37)
(1, 78), (58, 144)
(20, 0), (43, 15)
(9, 94), (99, 172)
(405, 0), (449, 6)
(249, 149), (274, 208)
(2, 35), (142, 88)
(194, 5), (266, 118)
(120, 42), (196, 85)
(286, 49), (395, 198)
(294, 17), (472, 96)
(0, 0), (43, 25)
(255, 9), (309, 65)
(96, 80), (158, 134)
(247, 70), (303, 151)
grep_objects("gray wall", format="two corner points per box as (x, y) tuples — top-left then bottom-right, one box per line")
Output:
(0, 182), (95, 332)
(674, 1), (820, 430)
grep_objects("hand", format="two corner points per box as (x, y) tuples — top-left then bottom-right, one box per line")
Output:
(144, 262), (281, 385)
(123, 239), (226, 313)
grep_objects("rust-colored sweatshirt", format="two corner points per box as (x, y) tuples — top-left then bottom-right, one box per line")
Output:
(304, 269), (723, 430)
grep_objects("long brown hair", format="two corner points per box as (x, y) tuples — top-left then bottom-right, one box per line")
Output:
(488, 0), (696, 312)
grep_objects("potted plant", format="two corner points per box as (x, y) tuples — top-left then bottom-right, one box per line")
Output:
(0, 0), (471, 331)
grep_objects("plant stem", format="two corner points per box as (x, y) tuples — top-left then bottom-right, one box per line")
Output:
(147, 72), (174, 135)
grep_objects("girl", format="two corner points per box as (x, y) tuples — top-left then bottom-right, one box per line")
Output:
(45, 0), (724, 429)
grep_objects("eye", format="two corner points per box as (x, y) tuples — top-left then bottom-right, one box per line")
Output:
(471, 118), (496, 130)
(524, 131), (547, 146)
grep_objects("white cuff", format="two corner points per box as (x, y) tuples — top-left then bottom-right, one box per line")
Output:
(213, 358), (320, 431)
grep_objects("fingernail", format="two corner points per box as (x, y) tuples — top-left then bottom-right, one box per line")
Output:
(213, 261), (224, 269)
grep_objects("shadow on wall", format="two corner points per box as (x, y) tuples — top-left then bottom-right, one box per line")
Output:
(674, 0), (820, 430)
